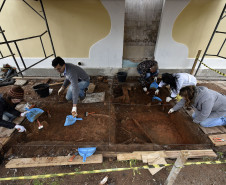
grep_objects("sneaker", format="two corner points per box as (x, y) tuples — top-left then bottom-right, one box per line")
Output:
(80, 95), (86, 101)
(80, 89), (87, 101)
(223, 117), (226, 125)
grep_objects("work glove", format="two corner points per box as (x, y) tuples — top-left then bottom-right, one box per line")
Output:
(155, 89), (159, 95)
(154, 76), (158, 81)
(168, 108), (175, 114)
(143, 87), (147, 92)
(14, 125), (26, 132)
(58, 86), (65, 96)
(20, 111), (30, 117)
(71, 106), (78, 117)
(166, 97), (172, 102)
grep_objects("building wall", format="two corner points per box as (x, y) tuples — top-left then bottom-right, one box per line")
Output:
(155, 0), (226, 72)
(0, 0), (125, 69)
(173, 0), (226, 58)
(123, 0), (163, 61)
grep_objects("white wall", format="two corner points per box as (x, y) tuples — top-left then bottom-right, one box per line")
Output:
(155, 0), (226, 70)
(0, 0), (125, 70)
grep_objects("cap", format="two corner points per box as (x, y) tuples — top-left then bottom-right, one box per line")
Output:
(9, 85), (24, 100)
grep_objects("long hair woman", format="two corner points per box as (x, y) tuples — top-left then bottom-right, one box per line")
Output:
(168, 86), (226, 127)
(155, 73), (197, 102)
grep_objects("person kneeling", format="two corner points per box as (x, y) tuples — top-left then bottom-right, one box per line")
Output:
(0, 85), (26, 132)
(137, 59), (159, 94)
(168, 85), (226, 127)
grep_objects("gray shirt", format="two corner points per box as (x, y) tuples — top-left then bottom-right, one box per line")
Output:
(63, 63), (89, 104)
(173, 86), (226, 123)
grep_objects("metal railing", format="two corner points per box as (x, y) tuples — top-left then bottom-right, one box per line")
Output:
(0, 0), (56, 83)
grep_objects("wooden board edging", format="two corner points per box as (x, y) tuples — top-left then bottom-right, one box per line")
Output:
(6, 154), (103, 168)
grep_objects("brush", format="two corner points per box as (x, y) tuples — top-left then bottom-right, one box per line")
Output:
(37, 119), (43, 129)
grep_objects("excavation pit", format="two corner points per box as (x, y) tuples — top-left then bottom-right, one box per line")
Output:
(1, 78), (211, 158)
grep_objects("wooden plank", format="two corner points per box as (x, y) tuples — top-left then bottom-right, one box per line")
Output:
(0, 137), (10, 146)
(14, 79), (28, 86)
(117, 150), (217, 161)
(148, 157), (167, 175)
(0, 137), (10, 150)
(165, 152), (188, 185)
(6, 154), (103, 168)
(219, 126), (226, 133)
(13, 116), (25, 125)
(199, 126), (226, 135)
(0, 127), (15, 137)
(142, 152), (165, 163)
(49, 82), (64, 87)
(190, 50), (202, 75)
(208, 134), (226, 146)
(15, 103), (27, 112)
(165, 150), (217, 158)
(132, 119), (152, 142)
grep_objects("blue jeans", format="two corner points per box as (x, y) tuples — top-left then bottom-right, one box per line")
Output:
(2, 112), (17, 122)
(192, 112), (226, 127)
(66, 80), (90, 100)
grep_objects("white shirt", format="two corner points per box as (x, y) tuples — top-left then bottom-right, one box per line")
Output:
(158, 73), (197, 98)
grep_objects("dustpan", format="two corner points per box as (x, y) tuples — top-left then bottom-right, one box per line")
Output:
(152, 96), (162, 102)
(149, 81), (158, 89)
(64, 115), (83, 126)
(78, 147), (96, 162)
(25, 108), (44, 122)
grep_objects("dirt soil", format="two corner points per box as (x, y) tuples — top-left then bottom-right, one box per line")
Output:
(0, 77), (225, 185)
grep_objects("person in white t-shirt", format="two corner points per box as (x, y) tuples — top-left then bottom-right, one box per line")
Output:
(155, 73), (197, 102)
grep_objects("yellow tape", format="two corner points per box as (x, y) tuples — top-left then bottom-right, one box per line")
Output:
(0, 160), (225, 181)
(200, 61), (226, 76)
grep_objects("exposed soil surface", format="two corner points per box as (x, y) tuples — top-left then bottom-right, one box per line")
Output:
(0, 77), (209, 145)
(0, 77), (225, 185)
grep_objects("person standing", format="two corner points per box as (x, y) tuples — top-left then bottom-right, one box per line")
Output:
(137, 59), (159, 93)
(155, 73), (197, 102)
(168, 86), (226, 127)
(52, 56), (90, 117)
(0, 85), (26, 132)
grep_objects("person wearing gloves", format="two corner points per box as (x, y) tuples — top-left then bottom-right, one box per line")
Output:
(168, 86), (226, 127)
(52, 56), (90, 117)
(137, 59), (159, 93)
(155, 73), (197, 102)
(0, 85), (26, 132)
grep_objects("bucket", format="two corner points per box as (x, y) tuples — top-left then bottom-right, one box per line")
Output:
(117, 72), (127, 82)
(33, 83), (49, 98)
